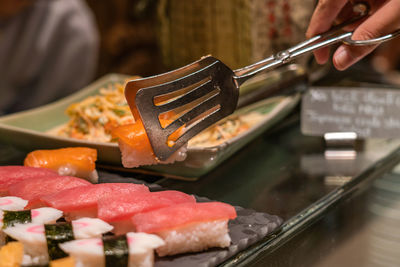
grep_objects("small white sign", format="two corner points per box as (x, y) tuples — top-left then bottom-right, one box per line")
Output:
(301, 87), (400, 138)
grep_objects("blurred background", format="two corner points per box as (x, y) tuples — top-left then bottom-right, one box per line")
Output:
(0, 0), (399, 114)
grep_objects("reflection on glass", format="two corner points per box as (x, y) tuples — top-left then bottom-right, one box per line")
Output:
(367, 169), (400, 266)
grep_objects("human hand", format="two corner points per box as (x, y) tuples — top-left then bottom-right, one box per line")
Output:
(306, 0), (400, 70)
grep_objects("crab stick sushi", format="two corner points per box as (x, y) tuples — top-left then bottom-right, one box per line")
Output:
(0, 196), (28, 211)
(0, 166), (58, 196)
(0, 207), (63, 246)
(3, 217), (113, 266)
(59, 232), (165, 267)
(0, 197), (28, 247)
(111, 120), (187, 168)
(8, 176), (91, 209)
(98, 190), (196, 234)
(131, 202), (237, 256)
(41, 183), (149, 220)
(24, 147), (99, 183)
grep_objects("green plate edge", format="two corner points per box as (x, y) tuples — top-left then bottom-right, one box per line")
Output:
(0, 73), (300, 179)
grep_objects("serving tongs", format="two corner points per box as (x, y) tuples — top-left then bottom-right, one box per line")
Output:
(125, 2), (400, 161)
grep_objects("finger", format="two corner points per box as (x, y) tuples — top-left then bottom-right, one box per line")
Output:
(306, 0), (348, 64)
(306, 0), (349, 38)
(333, 0), (400, 70)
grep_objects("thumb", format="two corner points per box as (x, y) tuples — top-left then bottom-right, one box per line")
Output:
(333, 0), (400, 70)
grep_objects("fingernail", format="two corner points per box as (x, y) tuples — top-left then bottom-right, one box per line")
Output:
(334, 47), (348, 70)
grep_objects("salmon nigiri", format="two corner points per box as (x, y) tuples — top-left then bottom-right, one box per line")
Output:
(111, 119), (187, 168)
(24, 147), (98, 183)
(131, 202), (237, 256)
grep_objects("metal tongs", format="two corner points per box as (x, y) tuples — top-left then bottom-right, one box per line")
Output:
(125, 2), (400, 161)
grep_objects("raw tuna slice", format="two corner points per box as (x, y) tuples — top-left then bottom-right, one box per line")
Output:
(131, 202), (237, 256)
(98, 190), (196, 234)
(8, 176), (91, 209)
(0, 166), (58, 196)
(41, 183), (149, 220)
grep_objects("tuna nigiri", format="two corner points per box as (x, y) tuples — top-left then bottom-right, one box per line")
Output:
(131, 202), (237, 256)
(111, 119), (187, 168)
(8, 176), (91, 209)
(24, 147), (99, 183)
(41, 183), (149, 220)
(59, 233), (165, 267)
(0, 166), (58, 196)
(98, 190), (196, 234)
(3, 217), (113, 266)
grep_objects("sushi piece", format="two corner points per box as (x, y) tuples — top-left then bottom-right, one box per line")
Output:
(24, 147), (99, 183)
(131, 202), (237, 256)
(41, 183), (149, 220)
(8, 176), (91, 209)
(0, 207), (63, 246)
(0, 196), (28, 211)
(3, 217), (113, 266)
(0, 207), (63, 228)
(0, 241), (24, 267)
(0, 166), (58, 196)
(59, 232), (165, 267)
(50, 257), (75, 267)
(98, 190), (196, 234)
(111, 120), (187, 168)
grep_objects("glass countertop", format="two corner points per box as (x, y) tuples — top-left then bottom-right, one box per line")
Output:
(155, 116), (400, 266)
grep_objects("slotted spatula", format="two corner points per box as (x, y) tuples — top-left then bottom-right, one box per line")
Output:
(125, 3), (400, 161)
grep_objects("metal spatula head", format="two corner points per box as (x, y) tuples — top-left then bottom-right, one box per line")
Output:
(125, 56), (239, 161)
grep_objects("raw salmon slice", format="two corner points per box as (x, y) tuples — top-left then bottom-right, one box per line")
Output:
(41, 183), (149, 219)
(131, 202), (237, 233)
(8, 176), (91, 209)
(24, 147), (99, 182)
(111, 120), (187, 168)
(0, 166), (58, 196)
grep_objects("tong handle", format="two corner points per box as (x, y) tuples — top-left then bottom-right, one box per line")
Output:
(234, 2), (400, 86)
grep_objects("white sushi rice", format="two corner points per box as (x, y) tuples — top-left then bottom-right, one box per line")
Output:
(119, 140), (187, 168)
(3, 217), (113, 266)
(59, 232), (165, 267)
(155, 220), (231, 256)
(58, 164), (99, 183)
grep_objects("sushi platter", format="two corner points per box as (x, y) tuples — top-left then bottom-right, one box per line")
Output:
(0, 164), (282, 267)
(0, 69), (302, 179)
